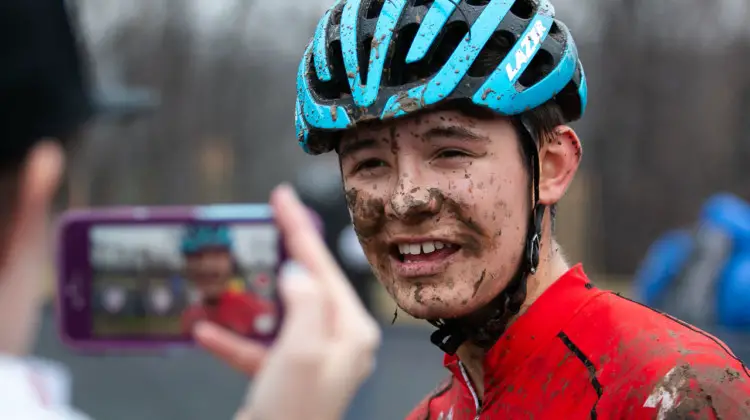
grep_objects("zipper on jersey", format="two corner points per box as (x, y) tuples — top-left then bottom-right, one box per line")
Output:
(458, 361), (481, 420)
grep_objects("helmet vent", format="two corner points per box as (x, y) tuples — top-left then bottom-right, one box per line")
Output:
(366, 0), (385, 19)
(555, 78), (581, 121)
(386, 23), (423, 86)
(517, 48), (553, 88)
(465, 0), (491, 6)
(412, 0), (434, 7)
(359, 35), (374, 82)
(310, 39), (351, 100)
(431, 20), (470, 71)
(509, 0), (535, 19)
(331, 3), (345, 26)
(548, 21), (565, 43)
(467, 30), (515, 77)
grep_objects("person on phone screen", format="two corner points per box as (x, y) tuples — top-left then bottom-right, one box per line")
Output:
(179, 225), (276, 337)
(288, 0), (750, 418)
(0, 0), (379, 418)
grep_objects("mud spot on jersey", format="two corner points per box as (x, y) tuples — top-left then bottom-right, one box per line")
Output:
(644, 364), (717, 419)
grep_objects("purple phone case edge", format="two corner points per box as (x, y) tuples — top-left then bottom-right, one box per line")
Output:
(55, 205), (324, 353)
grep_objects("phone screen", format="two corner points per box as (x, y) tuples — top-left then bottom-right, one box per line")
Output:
(58, 207), (285, 349)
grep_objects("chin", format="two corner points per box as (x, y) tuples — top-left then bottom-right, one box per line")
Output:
(392, 284), (482, 320)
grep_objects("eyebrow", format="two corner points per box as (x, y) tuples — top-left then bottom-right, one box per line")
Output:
(338, 125), (489, 158)
(338, 138), (380, 159)
(422, 126), (490, 142)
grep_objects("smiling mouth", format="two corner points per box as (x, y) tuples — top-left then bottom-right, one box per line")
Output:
(390, 240), (461, 263)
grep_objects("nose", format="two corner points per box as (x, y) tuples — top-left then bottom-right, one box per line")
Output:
(387, 176), (442, 223)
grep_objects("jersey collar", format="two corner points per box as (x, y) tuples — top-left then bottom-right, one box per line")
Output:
(444, 264), (603, 382)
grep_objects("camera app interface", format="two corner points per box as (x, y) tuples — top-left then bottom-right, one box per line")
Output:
(89, 223), (279, 340)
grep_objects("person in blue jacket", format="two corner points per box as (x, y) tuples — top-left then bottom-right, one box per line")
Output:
(634, 193), (750, 329)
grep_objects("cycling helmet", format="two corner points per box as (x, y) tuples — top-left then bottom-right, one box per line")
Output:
(295, 0), (588, 354)
(181, 225), (233, 255)
(295, 0), (586, 154)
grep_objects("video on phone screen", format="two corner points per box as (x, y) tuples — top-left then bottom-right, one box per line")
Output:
(89, 223), (280, 340)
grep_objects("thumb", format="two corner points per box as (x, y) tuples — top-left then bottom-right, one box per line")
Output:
(194, 322), (268, 375)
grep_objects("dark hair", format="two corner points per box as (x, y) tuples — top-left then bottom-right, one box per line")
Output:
(0, 0), (91, 258)
(519, 100), (565, 233)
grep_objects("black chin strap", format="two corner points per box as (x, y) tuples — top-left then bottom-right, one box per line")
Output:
(428, 117), (545, 355)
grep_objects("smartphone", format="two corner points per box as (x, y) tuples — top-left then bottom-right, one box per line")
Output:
(56, 204), (302, 351)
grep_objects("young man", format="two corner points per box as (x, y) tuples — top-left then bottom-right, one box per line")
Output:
(294, 0), (750, 418)
(0, 0), (379, 418)
(180, 225), (276, 337)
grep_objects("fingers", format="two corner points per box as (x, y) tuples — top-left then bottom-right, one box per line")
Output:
(334, 308), (382, 380)
(270, 183), (381, 357)
(233, 408), (253, 420)
(194, 322), (268, 375)
(270, 184), (365, 315)
(275, 262), (327, 348)
(315, 323), (382, 420)
(271, 185), (343, 279)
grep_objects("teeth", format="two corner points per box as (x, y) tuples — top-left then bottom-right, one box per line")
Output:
(398, 241), (451, 255)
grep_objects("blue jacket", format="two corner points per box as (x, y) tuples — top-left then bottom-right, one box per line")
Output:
(634, 193), (750, 328)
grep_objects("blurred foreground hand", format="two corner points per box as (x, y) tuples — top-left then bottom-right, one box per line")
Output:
(195, 184), (381, 420)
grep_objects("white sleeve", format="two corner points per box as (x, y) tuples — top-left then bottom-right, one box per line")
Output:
(0, 358), (92, 420)
(0, 405), (92, 420)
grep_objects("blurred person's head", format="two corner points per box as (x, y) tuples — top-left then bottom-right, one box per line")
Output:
(0, 0), (91, 355)
(294, 0), (586, 351)
(181, 225), (236, 300)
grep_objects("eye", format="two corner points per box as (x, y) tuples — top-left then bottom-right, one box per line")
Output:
(435, 149), (470, 159)
(353, 158), (388, 174)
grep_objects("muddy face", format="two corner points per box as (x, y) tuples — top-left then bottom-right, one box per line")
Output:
(338, 109), (530, 319)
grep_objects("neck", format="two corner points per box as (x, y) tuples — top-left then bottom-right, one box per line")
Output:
(456, 239), (570, 399)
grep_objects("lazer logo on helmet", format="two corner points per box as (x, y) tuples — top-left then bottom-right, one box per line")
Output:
(506, 19), (548, 82)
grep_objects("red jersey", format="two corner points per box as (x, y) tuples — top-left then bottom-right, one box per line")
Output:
(407, 265), (750, 419)
(181, 291), (276, 336)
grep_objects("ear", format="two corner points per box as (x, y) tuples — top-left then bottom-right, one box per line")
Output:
(0, 140), (64, 281)
(537, 125), (581, 206)
(13, 141), (65, 237)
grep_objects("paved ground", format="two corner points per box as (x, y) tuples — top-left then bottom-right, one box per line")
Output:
(33, 305), (446, 420)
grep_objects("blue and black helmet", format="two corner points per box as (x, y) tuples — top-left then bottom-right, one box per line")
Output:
(295, 0), (587, 154)
(180, 225), (233, 255)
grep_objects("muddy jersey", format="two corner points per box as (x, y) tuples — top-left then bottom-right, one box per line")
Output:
(406, 265), (750, 420)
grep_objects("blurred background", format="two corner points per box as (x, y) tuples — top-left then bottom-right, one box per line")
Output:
(34, 0), (750, 419)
